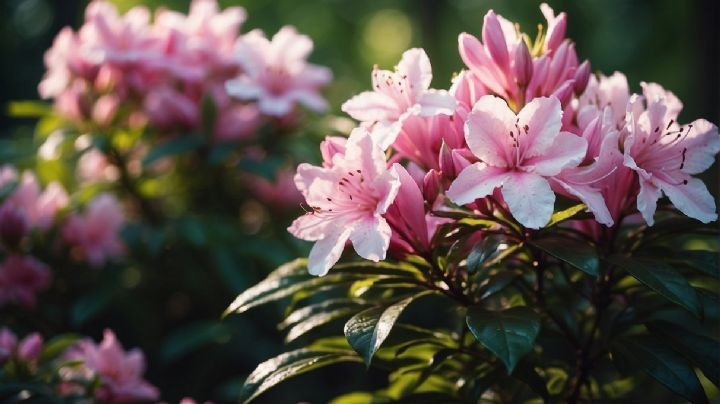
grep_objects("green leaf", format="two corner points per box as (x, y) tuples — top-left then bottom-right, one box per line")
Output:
(646, 321), (720, 387)
(6, 101), (51, 117)
(608, 255), (701, 317)
(142, 135), (205, 167)
(545, 203), (587, 227)
(612, 336), (708, 404)
(239, 348), (362, 403)
(670, 250), (719, 279)
(530, 237), (599, 277)
(40, 334), (80, 362)
(344, 292), (434, 366)
(467, 235), (505, 273)
(478, 270), (520, 299)
(465, 306), (540, 373)
(160, 321), (230, 363)
(285, 308), (361, 343)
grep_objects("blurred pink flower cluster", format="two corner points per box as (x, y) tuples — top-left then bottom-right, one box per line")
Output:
(290, 4), (720, 274)
(0, 165), (126, 307)
(39, 0), (331, 141)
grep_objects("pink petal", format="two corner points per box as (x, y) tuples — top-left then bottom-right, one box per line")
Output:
(659, 177), (717, 224)
(482, 10), (510, 72)
(517, 96), (563, 159)
(464, 95), (515, 167)
(350, 215), (391, 262)
(679, 119), (720, 175)
(308, 226), (353, 276)
(446, 163), (508, 205)
(288, 213), (331, 242)
(552, 179), (613, 226)
(527, 131), (587, 176)
(258, 96), (293, 117)
(418, 90), (457, 116)
(388, 164), (429, 248)
(397, 48), (433, 91)
(341, 91), (399, 122)
(501, 173), (555, 229)
(636, 179), (662, 225)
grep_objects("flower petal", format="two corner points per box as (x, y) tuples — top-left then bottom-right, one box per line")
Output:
(308, 225), (353, 276)
(397, 48), (433, 91)
(464, 95), (515, 167)
(350, 215), (391, 262)
(341, 91), (399, 122)
(636, 179), (662, 226)
(501, 173), (555, 229)
(527, 131), (587, 176)
(660, 177), (717, 224)
(418, 90), (457, 116)
(517, 96), (562, 159)
(446, 163), (508, 205)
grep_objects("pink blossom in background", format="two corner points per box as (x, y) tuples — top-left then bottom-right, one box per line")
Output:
(0, 328), (43, 366)
(1, 171), (69, 231)
(62, 193), (125, 267)
(288, 129), (401, 275)
(62, 329), (159, 403)
(0, 328), (17, 364)
(226, 26), (332, 117)
(0, 255), (51, 307)
(246, 168), (303, 210)
(624, 83), (720, 225)
(76, 148), (120, 183)
(0, 203), (30, 248)
(341, 48), (456, 149)
(447, 96), (587, 228)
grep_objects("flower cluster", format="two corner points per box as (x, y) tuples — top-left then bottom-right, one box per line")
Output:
(290, 4), (719, 274)
(39, 0), (331, 140)
(0, 164), (126, 307)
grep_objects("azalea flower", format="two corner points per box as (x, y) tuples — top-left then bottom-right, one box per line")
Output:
(62, 193), (125, 267)
(0, 255), (51, 308)
(341, 48), (456, 150)
(1, 169), (68, 231)
(0, 328), (43, 366)
(447, 96), (587, 228)
(624, 83), (720, 225)
(62, 329), (159, 403)
(288, 129), (401, 275)
(226, 26), (332, 117)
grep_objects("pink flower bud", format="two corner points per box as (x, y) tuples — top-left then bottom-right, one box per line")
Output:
(512, 41), (533, 87)
(17, 333), (43, 363)
(94, 65), (123, 94)
(573, 60), (591, 96)
(0, 204), (29, 249)
(482, 11), (510, 71)
(422, 169), (442, 204)
(92, 95), (120, 127)
(0, 328), (17, 364)
(438, 141), (456, 178)
(552, 80), (574, 106)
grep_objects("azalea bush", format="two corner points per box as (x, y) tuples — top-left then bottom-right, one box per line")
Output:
(1, 0), (332, 401)
(226, 4), (720, 403)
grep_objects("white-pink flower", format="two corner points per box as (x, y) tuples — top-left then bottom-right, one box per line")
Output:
(62, 329), (159, 403)
(341, 48), (456, 150)
(288, 129), (401, 275)
(226, 26), (332, 117)
(62, 193), (125, 267)
(447, 96), (587, 228)
(1, 169), (69, 231)
(624, 83), (720, 225)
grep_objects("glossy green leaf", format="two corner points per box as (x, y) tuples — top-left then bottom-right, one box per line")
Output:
(285, 308), (361, 343)
(40, 334), (80, 362)
(466, 306), (540, 373)
(608, 255), (700, 317)
(612, 336), (708, 404)
(647, 321), (720, 387)
(545, 203), (588, 227)
(239, 348), (362, 403)
(344, 292), (434, 366)
(467, 235), (505, 273)
(478, 270), (520, 299)
(531, 237), (599, 277)
(670, 250), (719, 278)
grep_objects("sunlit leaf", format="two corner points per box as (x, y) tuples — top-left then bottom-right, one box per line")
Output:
(545, 203), (587, 227)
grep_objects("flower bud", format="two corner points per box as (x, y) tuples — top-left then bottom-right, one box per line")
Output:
(438, 141), (456, 178)
(17, 333), (43, 363)
(573, 60), (591, 96)
(0, 204), (29, 249)
(552, 80), (574, 106)
(512, 41), (533, 87)
(319, 136), (347, 168)
(92, 95), (120, 127)
(482, 10), (510, 71)
(422, 169), (442, 204)
(0, 328), (17, 365)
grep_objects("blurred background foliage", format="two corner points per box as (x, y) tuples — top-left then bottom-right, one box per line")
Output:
(0, 0), (718, 402)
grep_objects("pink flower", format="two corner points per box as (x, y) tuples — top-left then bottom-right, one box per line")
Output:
(226, 26), (332, 117)
(2, 170), (68, 231)
(77, 148), (119, 183)
(392, 114), (466, 171)
(62, 193), (126, 267)
(447, 96), (587, 228)
(62, 329), (159, 403)
(341, 48), (456, 149)
(0, 203), (29, 248)
(624, 83), (720, 225)
(0, 328), (43, 366)
(144, 86), (200, 131)
(213, 103), (261, 142)
(0, 328), (17, 364)
(319, 136), (347, 168)
(0, 255), (51, 307)
(246, 168), (303, 210)
(288, 129), (401, 275)
(576, 72), (630, 133)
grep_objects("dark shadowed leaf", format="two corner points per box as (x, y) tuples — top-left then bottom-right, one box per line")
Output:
(466, 306), (540, 373)
(239, 348), (362, 403)
(142, 135), (205, 167)
(467, 235), (505, 273)
(612, 336), (708, 404)
(344, 291), (435, 366)
(531, 237), (599, 277)
(608, 255), (700, 317)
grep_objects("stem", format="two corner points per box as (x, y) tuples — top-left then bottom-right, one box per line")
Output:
(107, 147), (162, 225)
